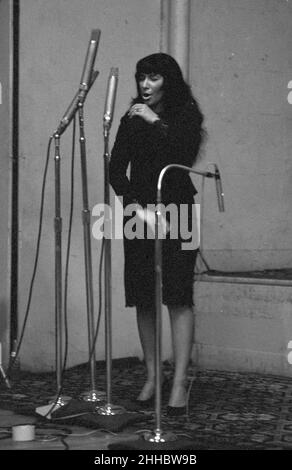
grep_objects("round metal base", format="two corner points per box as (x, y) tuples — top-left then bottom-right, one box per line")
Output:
(81, 389), (107, 402)
(143, 430), (178, 443)
(95, 403), (126, 416)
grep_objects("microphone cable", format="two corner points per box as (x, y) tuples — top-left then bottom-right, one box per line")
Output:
(7, 117), (105, 403)
(42, 115), (77, 419)
(55, 114), (77, 400)
(7, 134), (53, 379)
(87, 235), (104, 365)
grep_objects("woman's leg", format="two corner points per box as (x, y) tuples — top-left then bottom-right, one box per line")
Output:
(136, 306), (156, 400)
(167, 305), (194, 407)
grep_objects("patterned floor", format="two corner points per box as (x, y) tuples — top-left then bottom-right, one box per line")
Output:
(1, 357), (292, 450)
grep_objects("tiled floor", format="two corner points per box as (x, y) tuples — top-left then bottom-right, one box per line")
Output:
(1, 358), (292, 454)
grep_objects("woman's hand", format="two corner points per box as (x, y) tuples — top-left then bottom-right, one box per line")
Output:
(128, 104), (159, 124)
(136, 207), (169, 237)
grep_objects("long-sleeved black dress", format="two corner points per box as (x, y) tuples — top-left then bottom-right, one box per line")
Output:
(109, 100), (201, 309)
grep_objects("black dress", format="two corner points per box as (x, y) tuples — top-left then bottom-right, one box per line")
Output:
(109, 100), (201, 309)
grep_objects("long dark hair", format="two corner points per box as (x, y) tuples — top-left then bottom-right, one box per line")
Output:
(133, 52), (206, 154)
(133, 53), (198, 113)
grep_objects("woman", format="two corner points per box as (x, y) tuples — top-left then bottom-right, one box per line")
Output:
(109, 53), (205, 416)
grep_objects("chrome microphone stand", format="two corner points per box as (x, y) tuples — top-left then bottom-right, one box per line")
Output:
(50, 71), (103, 413)
(77, 102), (105, 403)
(143, 163), (224, 445)
(53, 132), (69, 406)
(95, 68), (135, 424)
(95, 120), (124, 416)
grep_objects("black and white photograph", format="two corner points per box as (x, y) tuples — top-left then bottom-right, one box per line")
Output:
(0, 0), (291, 462)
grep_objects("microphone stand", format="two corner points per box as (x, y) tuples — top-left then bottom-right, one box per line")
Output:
(92, 107), (141, 431)
(148, 164), (220, 445)
(110, 163), (223, 449)
(40, 29), (101, 417)
(95, 124), (124, 415)
(47, 73), (105, 420)
(45, 133), (73, 414)
(52, 132), (69, 407)
(77, 101), (105, 403)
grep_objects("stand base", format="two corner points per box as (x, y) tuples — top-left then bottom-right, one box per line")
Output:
(49, 394), (72, 407)
(108, 434), (197, 450)
(50, 398), (101, 420)
(143, 430), (178, 443)
(51, 402), (144, 432)
(73, 410), (145, 432)
(81, 389), (106, 402)
(96, 403), (127, 416)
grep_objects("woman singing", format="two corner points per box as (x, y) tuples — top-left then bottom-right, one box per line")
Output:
(109, 53), (205, 416)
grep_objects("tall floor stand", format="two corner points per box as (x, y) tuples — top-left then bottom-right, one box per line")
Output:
(78, 104), (104, 403)
(143, 163), (223, 445)
(53, 134), (70, 405)
(139, 200), (177, 444)
(95, 126), (128, 419)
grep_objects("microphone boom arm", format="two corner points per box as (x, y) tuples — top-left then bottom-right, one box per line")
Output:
(54, 70), (99, 137)
(157, 163), (220, 203)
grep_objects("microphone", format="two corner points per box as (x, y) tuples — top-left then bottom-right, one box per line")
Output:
(103, 67), (119, 132)
(214, 165), (225, 212)
(54, 71), (99, 137)
(78, 29), (101, 103)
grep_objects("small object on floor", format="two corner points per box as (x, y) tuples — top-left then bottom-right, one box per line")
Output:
(12, 424), (35, 442)
(35, 403), (62, 419)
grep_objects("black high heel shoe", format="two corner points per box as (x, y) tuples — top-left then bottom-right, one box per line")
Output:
(166, 377), (194, 417)
(135, 395), (155, 409)
(135, 377), (171, 409)
(166, 404), (187, 417)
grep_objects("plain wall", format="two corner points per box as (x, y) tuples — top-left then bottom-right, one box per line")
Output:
(190, 0), (292, 271)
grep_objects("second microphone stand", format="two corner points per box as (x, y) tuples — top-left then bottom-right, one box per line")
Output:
(95, 124), (124, 415)
(78, 102), (105, 403)
(93, 121), (140, 429)
(52, 103), (105, 413)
